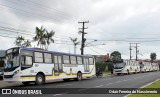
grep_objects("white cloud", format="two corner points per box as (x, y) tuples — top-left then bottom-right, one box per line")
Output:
(1, 0), (160, 59)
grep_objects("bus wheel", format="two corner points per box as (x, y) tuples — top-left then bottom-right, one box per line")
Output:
(117, 73), (121, 75)
(63, 79), (69, 82)
(76, 72), (82, 81)
(35, 74), (45, 85)
(22, 82), (30, 85)
(135, 70), (137, 74)
(127, 70), (130, 75)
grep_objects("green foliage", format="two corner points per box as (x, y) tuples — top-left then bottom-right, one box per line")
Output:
(128, 80), (160, 97)
(15, 36), (31, 47)
(70, 37), (80, 54)
(96, 62), (113, 72)
(150, 52), (156, 62)
(110, 51), (121, 62)
(33, 26), (55, 50)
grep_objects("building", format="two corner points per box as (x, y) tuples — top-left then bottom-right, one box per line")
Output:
(94, 54), (110, 63)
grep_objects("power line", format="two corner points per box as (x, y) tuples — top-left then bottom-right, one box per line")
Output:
(0, 3), (68, 23)
(87, 47), (102, 55)
(6, 0), (76, 21)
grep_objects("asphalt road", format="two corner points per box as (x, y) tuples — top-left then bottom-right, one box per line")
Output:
(0, 71), (160, 97)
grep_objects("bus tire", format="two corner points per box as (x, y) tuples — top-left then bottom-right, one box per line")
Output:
(127, 70), (130, 75)
(76, 72), (82, 81)
(35, 74), (45, 85)
(63, 79), (69, 81)
(117, 73), (121, 75)
(22, 82), (30, 85)
(135, 70), (137, 74)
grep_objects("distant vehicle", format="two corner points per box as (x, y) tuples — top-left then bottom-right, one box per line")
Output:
(113, 59), (140, 75)
(0, 50), (6, 79)
(0, 58), (5, 79)
(152, 63), (159, 71)
(141, 62), (153, 72)
(3, 47), (96, 85)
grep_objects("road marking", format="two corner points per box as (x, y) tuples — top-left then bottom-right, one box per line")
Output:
(53, 94), (63, 96)
(124, 78), (160, 97)
(106, 83), (113, 85)
(95, 85), (104, 87)
(56, 84), (73, 87)
(102, 78), (112, 81)
(78, 88), (89, 91)
(53, 92), (69, 96)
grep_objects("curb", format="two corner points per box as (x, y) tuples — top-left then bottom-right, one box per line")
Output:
(124, 78), (160, 97)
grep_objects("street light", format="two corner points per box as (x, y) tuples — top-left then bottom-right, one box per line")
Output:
(85, 40), (97, 47)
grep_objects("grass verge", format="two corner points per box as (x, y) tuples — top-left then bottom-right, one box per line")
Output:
(128, 80), (160, 97)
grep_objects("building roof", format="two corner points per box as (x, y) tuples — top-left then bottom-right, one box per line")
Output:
(0, 50), (6, 57)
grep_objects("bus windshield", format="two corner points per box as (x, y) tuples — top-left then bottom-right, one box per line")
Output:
(114, 62), (125, 69)
(5, 52), (19, 70)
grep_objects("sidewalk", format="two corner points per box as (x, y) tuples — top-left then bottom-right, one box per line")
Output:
(103, 72), (112, 77)
(0, 80), (22, 88)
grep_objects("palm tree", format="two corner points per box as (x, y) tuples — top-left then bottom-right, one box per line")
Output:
(33, 26), (46, 49)
(23, 40), (31, 47)
(70, 37), (80, 54)
(15, 36), (25, 47)
(45, 30), (55, 50)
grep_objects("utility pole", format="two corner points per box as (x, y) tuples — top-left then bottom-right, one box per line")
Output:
(129, 43), (132, 60)
(135, 43), (139, 61)
(129, 43), (139, 61)
(78, 21), (89, 55)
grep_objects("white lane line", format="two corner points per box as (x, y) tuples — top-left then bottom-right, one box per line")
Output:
(53, 94), (63, 96)
(140, 78), (160, 88)
(56, 84), (73, 87)
(125, 78), (160, 97)
(95, 85), (104, 87)
(114, 81), (122, 83)
(53, 92), (69, 96)
(102, 78), (112, 81)
(78, 88), (89, 91)
(106, 83), (113, 85)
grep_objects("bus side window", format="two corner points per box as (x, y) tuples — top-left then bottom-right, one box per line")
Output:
(89, 58), (94, 65)
(63, 55), (70, 64)
(77, 57), (82, 64)
(70, 56), (77, 64)
(44, 53), (52, 63)
(25, 56), (33, 66)
(21, 56), (33, 66)
(21, 56), (25, 65)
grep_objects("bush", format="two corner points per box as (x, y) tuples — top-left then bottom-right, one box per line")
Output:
(95, 62), (113, 72)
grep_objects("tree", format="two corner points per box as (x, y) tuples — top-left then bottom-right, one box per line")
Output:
(45, 30), (55, 50)
(33, 26), (46, 49)
(15, 36), (31, 47)
(33, 26), (55, 50)
(150, 53), (156, 62)
(70, 37), (80, 54)
(15, 36), (25, 47)
(110, 51), (121, 62)
(23, 40), (31, 47)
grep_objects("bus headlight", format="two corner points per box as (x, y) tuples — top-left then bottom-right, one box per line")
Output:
(13, 70), (19, 76)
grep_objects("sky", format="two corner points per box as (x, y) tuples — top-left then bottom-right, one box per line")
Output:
(0, 0), (160, 59)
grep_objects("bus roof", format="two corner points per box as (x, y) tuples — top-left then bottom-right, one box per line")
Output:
(19, 47), (93, 57)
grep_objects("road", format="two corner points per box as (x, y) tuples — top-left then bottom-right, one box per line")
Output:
(0, 71), (160, 97)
